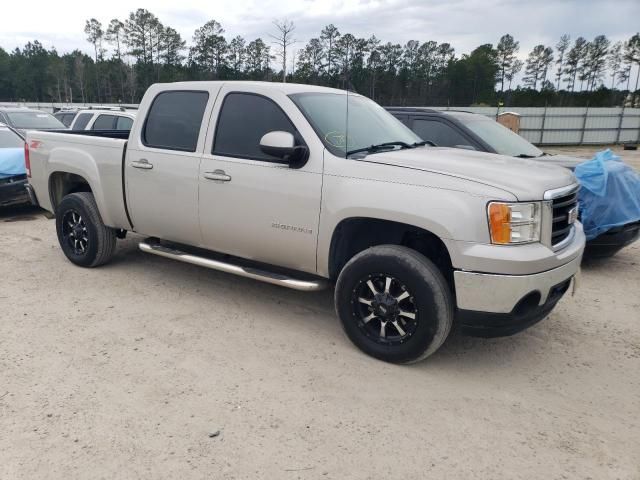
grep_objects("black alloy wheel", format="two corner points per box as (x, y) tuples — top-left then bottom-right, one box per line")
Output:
(351, 274), (418, 345)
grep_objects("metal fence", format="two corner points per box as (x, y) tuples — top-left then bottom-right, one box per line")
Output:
(426, 106), (640, 146)
(3, 102), (640, 146)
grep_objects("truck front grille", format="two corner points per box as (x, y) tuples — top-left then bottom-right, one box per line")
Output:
(551, 190), (578, 246)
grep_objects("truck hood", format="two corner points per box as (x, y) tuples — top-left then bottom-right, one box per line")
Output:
(536, 154), (585, 171)
(362, 147), (577, 201)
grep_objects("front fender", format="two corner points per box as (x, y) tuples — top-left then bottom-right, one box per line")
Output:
(316, 173), (513, 277)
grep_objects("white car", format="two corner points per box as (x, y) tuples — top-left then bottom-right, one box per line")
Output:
(69, 109), (136, 132)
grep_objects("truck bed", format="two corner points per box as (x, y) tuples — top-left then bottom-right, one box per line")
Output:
(25, 129), (132, 230)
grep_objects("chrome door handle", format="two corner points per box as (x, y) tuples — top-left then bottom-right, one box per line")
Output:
(203, 170), (232, 182)
(130, 159), (153, 170)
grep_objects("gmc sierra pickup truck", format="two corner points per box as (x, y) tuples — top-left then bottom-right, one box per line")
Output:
(25, 81), (585, 363)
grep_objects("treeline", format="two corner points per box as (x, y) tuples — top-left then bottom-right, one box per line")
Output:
(0, 9), (639, 107)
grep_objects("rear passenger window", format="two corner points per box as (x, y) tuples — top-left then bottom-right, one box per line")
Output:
(61, 114), (75, 127)
(92, 115), (116, 130)
(213, 93), (297, 162)
(72, 113), (93, 131)
(116, 116), (133, 131)
(412, 119), (470, 147)
(143, 91), (209, 152)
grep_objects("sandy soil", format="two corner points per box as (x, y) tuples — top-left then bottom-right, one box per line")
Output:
(1, 147), (639, 479)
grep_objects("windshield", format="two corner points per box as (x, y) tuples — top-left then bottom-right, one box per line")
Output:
(290, 92), (422, 157)
(7, 111), (66, 130)
(0, 128), (23, 148)
(459, 116), (543, 157)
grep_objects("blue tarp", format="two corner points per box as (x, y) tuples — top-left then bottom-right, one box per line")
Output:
(0, 147), (26, 179)
(575, 149), (640, 240)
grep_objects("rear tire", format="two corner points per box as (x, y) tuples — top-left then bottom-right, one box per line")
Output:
(335, 245), (453, 364)
(55, 192), (117, 267)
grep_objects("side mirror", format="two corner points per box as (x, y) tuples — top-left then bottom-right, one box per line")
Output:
(260, 131), (308, 167)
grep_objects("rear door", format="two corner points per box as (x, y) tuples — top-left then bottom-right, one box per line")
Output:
(62, 113), (76, 127)
(198, 86), (323, 273)
(115, 116), (134, 131)
(90, 114), (117, 130)
(71, 112), (93, 131)
(125, 89), (214, 245)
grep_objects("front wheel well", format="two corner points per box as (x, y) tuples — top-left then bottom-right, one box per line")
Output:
(328, 218), (454, 292)
(49, 172), (92, 211)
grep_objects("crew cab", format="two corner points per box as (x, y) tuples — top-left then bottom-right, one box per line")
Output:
(387, 107), (640, 257)
(25, 82), (585, 363)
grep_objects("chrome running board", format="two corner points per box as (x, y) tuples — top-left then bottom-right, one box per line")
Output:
(139, 240), (328, 292)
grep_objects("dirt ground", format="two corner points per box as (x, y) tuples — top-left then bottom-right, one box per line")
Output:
(1, 146), (639, 479)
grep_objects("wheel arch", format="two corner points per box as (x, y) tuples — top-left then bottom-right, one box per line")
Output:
(49, 171), (93, 211)
(327, 217), (455, 293)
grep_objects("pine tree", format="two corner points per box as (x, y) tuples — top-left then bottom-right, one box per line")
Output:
(496, 34), (519, 92)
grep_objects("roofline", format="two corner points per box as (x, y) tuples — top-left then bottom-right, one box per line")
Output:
(150, 80), (353, 96)
(384, 106), (478, 115)
(384, 107), (440, 113)
(73, 109), (137, 115)
(0, 106), (49, 112)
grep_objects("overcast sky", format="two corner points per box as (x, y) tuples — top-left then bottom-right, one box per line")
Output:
(1, 0), (638, 63)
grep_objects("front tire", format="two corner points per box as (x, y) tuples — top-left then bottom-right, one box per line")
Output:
(335, 245), (453, 364)
(55, 192), (117, 267)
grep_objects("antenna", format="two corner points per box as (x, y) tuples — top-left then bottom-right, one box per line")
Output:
(345, 87), (350, 159)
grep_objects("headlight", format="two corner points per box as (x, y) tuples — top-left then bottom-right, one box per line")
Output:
(488, 202), (541, 244)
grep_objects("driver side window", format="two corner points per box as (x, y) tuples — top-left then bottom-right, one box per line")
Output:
(213, 93), (299, 162)
(411, 119), (470, 148)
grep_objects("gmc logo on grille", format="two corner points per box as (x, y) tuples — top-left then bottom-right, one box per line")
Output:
(567, 207), (578, 225)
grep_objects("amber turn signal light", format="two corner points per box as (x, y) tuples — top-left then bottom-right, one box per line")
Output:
(488, 202), (512, 244)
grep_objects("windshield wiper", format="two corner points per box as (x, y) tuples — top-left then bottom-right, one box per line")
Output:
(515, 153), (537, 158)
(347, 141), (414, 157)
(412, 140), (436, 147)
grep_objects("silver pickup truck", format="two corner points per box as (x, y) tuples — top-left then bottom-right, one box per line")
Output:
(25, 81), (585, 363)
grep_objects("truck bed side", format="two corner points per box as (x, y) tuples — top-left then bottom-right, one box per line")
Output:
(26, 130), (132, 229)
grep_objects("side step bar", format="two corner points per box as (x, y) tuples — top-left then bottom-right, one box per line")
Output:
(139, 241), (329, 292)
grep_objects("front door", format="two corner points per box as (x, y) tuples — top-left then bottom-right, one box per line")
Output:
(198, 88), (323, 274)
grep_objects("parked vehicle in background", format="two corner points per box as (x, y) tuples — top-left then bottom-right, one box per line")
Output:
(25, 81), (585, 363)
(53, 108), (79, 127)
(0, 107), (66, 135)
(69, 108), (136, 132)
(388, 107), (640, 257)
(0, 123), (29, 207)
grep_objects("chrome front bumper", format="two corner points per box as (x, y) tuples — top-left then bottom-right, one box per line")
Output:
(454, 251), (582, 314)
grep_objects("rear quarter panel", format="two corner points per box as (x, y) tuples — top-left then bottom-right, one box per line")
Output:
(27, 131), (130, 228)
